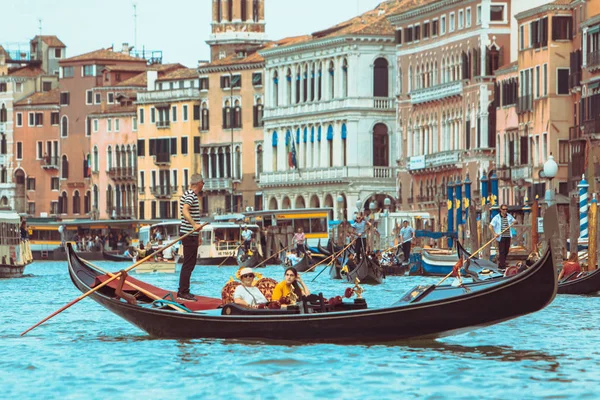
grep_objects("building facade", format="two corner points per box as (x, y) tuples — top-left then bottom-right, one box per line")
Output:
(259, 2), (400, 220)
(392, 0), (512, 231)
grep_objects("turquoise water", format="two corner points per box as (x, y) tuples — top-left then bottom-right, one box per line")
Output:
(2, 261), (599, 399)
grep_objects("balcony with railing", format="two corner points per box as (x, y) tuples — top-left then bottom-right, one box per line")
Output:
(156, 120), (170, 129)
(264, 97), (396, 119)
(408, 150), (462, 172)
(41, 156), (59, 170)
(588, 50), (600, 71)
(136, 88), (201, 104)
(204, 178), (233, 192)
(259, 166), (395, 187)
(510, 165), (532, 181)
(497, 166), (511, 180)
(570, 125), (583, 141)
(153, 152), (171, 166)
(410, 81), (464, 105)
(108, 166), (137, 180)
(583, 119), (600, 136)
(150, 185), (172, 199)
(517, 95), (532, 114)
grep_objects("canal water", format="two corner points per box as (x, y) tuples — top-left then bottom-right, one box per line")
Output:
(1, 261), (599, 399)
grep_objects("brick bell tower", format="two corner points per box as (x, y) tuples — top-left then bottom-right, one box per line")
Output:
(207, 0), (268, 61)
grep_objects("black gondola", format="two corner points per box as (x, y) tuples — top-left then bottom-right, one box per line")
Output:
(236, 247), (262, 269)
(317, 240), (332, 257)
(343, 253), (385, 285)
(557, 268), (600, 295)
(102, 249), (133, 262)
(65, 238), (558, 342)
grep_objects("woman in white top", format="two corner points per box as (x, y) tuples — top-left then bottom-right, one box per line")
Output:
(233, 267), (267, 308)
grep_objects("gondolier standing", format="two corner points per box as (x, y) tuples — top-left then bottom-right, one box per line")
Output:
(489, 204), (515, 270)
(178, 174), (205, 301)
(399, 220), (415, 264)
(352, 214), (370, 262)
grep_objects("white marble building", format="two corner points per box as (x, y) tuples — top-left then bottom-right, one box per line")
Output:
(258, 3), (400, 220)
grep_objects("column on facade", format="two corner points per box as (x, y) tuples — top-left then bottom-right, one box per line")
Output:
(291, 64), (298, 105)
(299, 64), (305, 103)
(406, 126), (412, 158)
(220, 0), (229, 21)
(433, 121), (439, 153)
(424, 125), (429, 156)
(208, 149), (213, 179)
(264, 132), (273, 172)
(324, 59), (331, 101)
(333, 121), (342, 166)
(479, 89), (489, 148)
(307, 64), (313, 102)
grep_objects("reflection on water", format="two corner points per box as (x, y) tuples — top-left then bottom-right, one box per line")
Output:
(2, 261), (600, 398)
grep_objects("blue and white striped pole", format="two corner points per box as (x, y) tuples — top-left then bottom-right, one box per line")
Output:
(579, 174), (589, 241)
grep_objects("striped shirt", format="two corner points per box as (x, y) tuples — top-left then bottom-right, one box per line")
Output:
(500, 216), (510, 238)
(180, 189), (201, 236)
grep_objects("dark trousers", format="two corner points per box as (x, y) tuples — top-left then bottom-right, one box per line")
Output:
(178, 235), (199, 294)
(243, 240), (251, 251)
(498, 237), (511, 269)
(402, 241), (411, 263)
(355, 238), (365, 261)
(296, 243), (306, 257)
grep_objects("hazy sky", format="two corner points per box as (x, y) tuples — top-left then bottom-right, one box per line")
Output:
(2, 0), (385, 66)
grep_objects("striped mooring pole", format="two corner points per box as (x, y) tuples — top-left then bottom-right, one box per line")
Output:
(578, 174), (589, 241)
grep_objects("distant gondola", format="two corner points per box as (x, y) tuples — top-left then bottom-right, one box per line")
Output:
(317, 240), (331, 257)
(66, 236), (558, 342)
(557, 268), (600, 295)
(102, 249), (133, 262)
(343, 254), (384, 285)
(236, 247), (262, 269)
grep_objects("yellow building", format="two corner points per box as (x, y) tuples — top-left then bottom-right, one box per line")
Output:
(136, 67), (202, 220)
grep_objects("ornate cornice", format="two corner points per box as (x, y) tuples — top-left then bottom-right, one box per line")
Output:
(514, 3), (573, 21)
(388, 0), (466, 24)
(260, 35), (394, 58)
(197, 62), (264, 74)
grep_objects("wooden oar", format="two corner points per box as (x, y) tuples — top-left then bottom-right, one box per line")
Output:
(80, 259), (188, 313)
(380, 237), (412, 255)
(20, 223), (208, 336)
(252, 244), (291, 269)
(306, 237), (358, 278)
(435, 223), (515, 287)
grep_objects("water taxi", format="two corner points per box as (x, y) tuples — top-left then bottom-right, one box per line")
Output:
(0, 212), (33, 278)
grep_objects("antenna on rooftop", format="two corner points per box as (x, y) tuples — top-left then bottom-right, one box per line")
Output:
(38, 18), (42, 36)
(133, 2), (138, 50)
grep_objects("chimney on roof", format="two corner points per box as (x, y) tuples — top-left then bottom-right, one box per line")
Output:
(121, 43), (130, 55)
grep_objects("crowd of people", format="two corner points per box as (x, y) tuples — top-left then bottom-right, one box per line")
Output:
(70, 231), (133, 253)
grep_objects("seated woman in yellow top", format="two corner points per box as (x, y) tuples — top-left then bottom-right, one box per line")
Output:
(272, 267), (310, 304)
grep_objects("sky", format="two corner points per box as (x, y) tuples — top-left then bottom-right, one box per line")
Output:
(2, 0), (385, 67)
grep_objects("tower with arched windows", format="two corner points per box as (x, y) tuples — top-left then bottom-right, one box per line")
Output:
(208, 0), (268, 61)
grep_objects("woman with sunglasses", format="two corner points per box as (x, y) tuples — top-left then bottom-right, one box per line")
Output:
(233, 268), (267, 308)
(272, 267), (310, 305)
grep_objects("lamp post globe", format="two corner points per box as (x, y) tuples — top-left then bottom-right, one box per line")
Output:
(337, 195), (344, 205)
(383, 198), (392, 208)
(543, 154), (558, 179)
(356, 199), (362, 212)
(369, 201), (376, 211)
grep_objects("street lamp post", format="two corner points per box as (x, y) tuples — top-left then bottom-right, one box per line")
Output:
(384, 197), (391, 248)
(230, 71), (235, 213)
(542, 154), (558, 207)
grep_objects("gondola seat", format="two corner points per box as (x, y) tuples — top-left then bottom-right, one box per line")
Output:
(220, 277), (278, 305)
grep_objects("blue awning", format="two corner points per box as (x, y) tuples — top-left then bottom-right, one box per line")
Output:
(285, 130), (291, 146)
(296, 128), (300, 144)
(272, 131), (278, 147)
(589, 25), (600, 35)
(311, 127), (315, 143)
(303, 127), (308, 143)
(341, 123), (347, 139)
(327, 125), (334, 141)
(318, 126), (322, 142)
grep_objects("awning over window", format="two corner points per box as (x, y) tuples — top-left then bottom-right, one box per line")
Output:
(327, 125), (334, 140)
(588, 81), (600, 90)
(318, 126), (322, 142)
(296, 128), (300, 144)
(272, 131), (278, 146)
(303, 127), (308, 143)
(285, 130), (291, 146)
(310, 127), (315, 143)
(341, 123), (347, 139)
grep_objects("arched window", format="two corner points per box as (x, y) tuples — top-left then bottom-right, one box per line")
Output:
(295, 68), (301, 104)
(373, 58), (389, 97)
(0, 104), (6, 122)
(286, 68), (292, 105)
(317, 62), (323, 100)
(256, 144), (263, 176)
(235, 146), (241, 179)
(93, 146), (99, 172)
(397, 67), (403, 95)
(303, 64), (308, 103)
(107, 146), (112, 171)
(341, 124), (348, 167)
(233, 100), (242, 128)
(253, 98), (264, 127)
(93, 185), (99, 211)
(121, 145), (127, 169)
(0, 167), (6, 183)
(201, 102), (209, 130)
(253, 0), (259, 22)
(84, 153), (91, 178)
(342, 59), (348, 98)
(107, 185), (113, 214)
(272, 131), (278, 171)
(329, 61), (335, 98)
(310, 64), (316, 101)
(61, 155), (69, 179)
(373, 123), (389, 167)
(223, 100), (231, 129)
(272, 71), (279, 106)
(0, 196), (8, 207)
(408, 66), (413, 92)
(0, 134), (6, 154)
(59, 191), (68, 214)
(61, 116), (68, 137)
(327, 125), (334, 168)
(73, 190), (80, 214)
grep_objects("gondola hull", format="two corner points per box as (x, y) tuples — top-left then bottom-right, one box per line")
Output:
(344, 256), (384, 285)
(66, 242), (557, 342)
(557, 268), (600, 295)
(236, 248), (262, 269)
(102, 250), (133, 262)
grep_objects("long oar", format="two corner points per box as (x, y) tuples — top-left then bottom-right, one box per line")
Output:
(80, 259), (188, 313)
(307, 238), (358, 279)
(380, 237), (412, 255)
(252, 244), (291, 269)
(435, 223), (515, 287)
(20, 223), (208, 336)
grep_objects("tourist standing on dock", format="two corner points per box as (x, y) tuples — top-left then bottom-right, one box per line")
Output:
(177, 174), (205, 301)
(489, 204), (515, 270)
(399, 220), (415, 263)
(293, 228), (306, 257)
